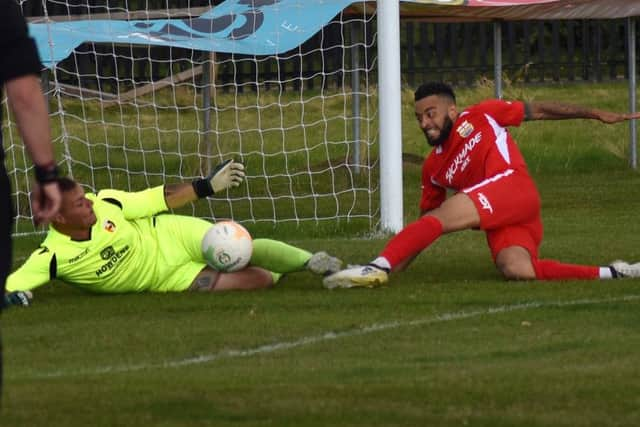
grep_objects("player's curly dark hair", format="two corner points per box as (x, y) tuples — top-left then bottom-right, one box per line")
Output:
(414, 82), (456, 104)
(57, 176), (79, 193)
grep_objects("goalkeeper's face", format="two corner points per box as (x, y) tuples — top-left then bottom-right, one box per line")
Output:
(56, 184), (97, 229)
(415, 95), (457, 147)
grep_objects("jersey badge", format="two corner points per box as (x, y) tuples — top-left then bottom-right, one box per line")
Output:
(456, 120), (474, 138)
(103, 220), (116, 233)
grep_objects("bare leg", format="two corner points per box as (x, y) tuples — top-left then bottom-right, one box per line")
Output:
(189, 266), (274, 292)
(429, 192), (480, 232)
(495, 246), (536, 280)
(380, 192), (481, 269)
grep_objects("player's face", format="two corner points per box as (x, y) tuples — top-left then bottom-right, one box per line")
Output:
(415, 95), (456, 146)
(58, 185), (97, 228)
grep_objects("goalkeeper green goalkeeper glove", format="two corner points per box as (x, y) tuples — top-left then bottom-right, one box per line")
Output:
(4, 291), (33, 308)
(192, 159), (245, 198)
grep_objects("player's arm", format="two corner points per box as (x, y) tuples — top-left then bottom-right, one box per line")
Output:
(524, 101), (640, 124)
(98, 159), (245, 216)
(165, 159), (245, 209)
(3, 247), (55, 308)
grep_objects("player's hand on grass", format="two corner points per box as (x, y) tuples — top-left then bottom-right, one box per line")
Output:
(4, 291), (33, 308)
(208, 159), (245, 193)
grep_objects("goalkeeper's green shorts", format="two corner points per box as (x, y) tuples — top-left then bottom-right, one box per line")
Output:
(149, 214), (212, 292)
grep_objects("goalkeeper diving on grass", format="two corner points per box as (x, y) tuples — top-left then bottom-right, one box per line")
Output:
(4, 160), (342, 307)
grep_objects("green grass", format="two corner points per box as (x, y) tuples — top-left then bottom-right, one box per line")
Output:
(3, 82), (640, 426)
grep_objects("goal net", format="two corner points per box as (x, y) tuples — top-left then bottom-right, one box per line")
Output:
(3, 1), (379, 236)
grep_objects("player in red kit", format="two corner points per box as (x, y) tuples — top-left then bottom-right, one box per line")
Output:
(324, 82), (640, 288)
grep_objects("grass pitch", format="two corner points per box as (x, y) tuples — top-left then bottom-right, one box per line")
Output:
(3, 82), (640, 426)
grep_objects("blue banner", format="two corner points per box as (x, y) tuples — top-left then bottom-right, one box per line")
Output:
(30, 0), (355, 67)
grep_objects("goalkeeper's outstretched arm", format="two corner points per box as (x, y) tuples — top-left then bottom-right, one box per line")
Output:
(164, 159), (245, 209)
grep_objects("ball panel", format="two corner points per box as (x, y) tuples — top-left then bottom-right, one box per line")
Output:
(201, 221), (253, 272)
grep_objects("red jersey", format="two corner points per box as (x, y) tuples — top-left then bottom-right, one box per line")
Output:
(420, 99), (530, 213)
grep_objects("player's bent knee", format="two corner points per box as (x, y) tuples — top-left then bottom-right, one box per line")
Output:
(495, 247), (536, 280)
(497, 261), (536, 280)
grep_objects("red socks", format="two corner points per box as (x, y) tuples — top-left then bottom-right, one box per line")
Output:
(378, 214), (600, 280)
(380, 215), (444, 268)
(532, 259), (599, 280)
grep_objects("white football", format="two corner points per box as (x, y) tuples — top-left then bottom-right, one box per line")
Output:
(201, 221), (253, 272)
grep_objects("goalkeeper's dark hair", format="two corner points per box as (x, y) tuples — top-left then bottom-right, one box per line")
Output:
(414, 82), (456, 104)
(57, 176), (79, 193)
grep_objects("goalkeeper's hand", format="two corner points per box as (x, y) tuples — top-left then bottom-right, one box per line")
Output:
(208, 159), (245, 194)
(4, 291), (33, 308)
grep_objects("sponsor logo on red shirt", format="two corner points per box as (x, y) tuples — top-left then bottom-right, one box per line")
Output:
(445, 131), (482, 184)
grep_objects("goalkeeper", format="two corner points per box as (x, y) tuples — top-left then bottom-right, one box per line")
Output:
(4, 160), (342, 307)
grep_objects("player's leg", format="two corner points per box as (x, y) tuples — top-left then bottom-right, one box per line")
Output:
(494, 246), (536, 279)
(480, 174), (640, 280)
(155, 214), (212, 263)
(488, 205), (625, 281)
(487, 212), (541, 280)
(188, 266), (275, 291)
(323, 192), (480, 289)
(324, 171), (535, 288)
(156, 215), (341, 276)
(495, 243), (615, 281)
(323, 170), (539, 288)
(153, 216), (285, 292)
(382, 192), (479, 267)
(251, 239), (342, 275)
(466, 171), (548, 280)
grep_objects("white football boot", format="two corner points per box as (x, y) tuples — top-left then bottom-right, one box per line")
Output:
(306, 251), (343, 276)
(610, 260), (640, 278)
(323, 264), (389, 289)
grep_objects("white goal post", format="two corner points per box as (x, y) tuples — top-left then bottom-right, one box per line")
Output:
(2, 0), (409, 236)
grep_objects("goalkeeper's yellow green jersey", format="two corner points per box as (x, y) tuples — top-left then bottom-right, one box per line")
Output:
(6, 185), (210, 294)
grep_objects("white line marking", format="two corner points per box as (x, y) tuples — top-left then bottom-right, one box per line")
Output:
(18, 294), (640, 379)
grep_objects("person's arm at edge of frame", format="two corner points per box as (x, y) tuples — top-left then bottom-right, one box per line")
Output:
(5, 75), (61, 226)
(524, 101), (640, 124)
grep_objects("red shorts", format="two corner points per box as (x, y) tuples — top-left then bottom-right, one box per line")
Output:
(462, 169), (543, 261)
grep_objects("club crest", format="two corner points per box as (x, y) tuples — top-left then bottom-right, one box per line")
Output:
(103, 220), (116, 232)
(456, 120), (474, 138)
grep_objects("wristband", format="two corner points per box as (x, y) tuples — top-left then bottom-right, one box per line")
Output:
(523, 102), (533, 121)
(192, 178), (214, 198)
(34, 162), (59, 184)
